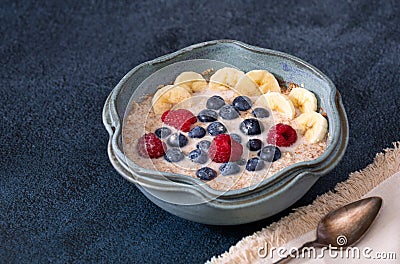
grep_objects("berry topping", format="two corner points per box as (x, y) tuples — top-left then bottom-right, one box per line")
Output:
(196, 140), (211, 151)
(196, 167), (217, 181)
(198, 109), (218, 122)
(232, 96), (252, 111)
(240, 118), (263, 135)
(207, 121), (227, 136)
(247, 139), (263, 151)
(164, 148), (185, 162)
(258, 145), (281, 162)
(137, 133), (166, 158)
(230, 133), (242, 143)
(206, 95), (225, 110)
(208, 134), (243, 163)
(167, 133), (188, 147)
(188, 126), (206, 138)
(219, 162), (241, 176)
(219, 105), (239, 120)
(267, 123), (297, 147)
(154, 127), (171, 139)
(252, 108), (270, 118)
(188, 149), (208, 164)
(246, 157), (265, 171)
(161, 109), (197, 132)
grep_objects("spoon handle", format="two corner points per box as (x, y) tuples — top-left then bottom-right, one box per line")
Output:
(273, 241), (316, 264)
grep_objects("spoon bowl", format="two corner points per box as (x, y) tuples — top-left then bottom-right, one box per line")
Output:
(274, 196), (383, 263)
(315, 196), (382, 247)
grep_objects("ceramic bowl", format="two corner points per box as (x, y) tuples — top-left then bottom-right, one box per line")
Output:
(103, 40), (348, 225)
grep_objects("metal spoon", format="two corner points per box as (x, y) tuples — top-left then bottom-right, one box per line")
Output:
(274, 196), (382, 263)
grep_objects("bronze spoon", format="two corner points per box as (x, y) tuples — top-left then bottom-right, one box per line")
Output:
(274, 196), (382, 263)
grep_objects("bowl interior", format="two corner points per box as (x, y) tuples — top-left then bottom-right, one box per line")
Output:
(114, 41), (338, 195)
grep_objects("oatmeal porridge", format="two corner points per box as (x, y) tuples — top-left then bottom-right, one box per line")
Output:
(123, 67), (328, 191)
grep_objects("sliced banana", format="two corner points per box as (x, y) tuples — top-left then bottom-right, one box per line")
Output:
(234, 74), (262, 96)
(256, 92), (296, 119)
(173, 71), (207, 92)
(209, 67), (261, 96)
(209, 67), (244, 89)
(289, 87), (317, 113)
(246, 70), (281, 93)
(151, 85), (191, 115)
(294, 112), (328, 143)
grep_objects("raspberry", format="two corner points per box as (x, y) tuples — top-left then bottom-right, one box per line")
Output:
(208, 134), (243, 163)
(267, 123), (297, 147)
(161, 109), (197, 132)
(137, 133), (166, 158)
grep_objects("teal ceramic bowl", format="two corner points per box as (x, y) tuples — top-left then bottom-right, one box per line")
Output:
(103, 40), (348, 225)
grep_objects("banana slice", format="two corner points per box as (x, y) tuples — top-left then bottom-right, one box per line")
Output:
(256, 92), (296, 119)
(151, 85), (192, 115)
(234, 74), (262, 96)
(289, 88), (317, 113)
(173, 71), (207, 92)
(209, 67), (244, 89)
(209, 67), (261, 96)
(246, 70), (281, 93)
(294, 112), (328, 143)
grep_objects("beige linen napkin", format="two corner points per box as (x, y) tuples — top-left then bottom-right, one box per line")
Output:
(208, 142), (400, 264)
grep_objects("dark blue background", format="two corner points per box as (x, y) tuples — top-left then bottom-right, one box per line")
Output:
(1, 0), (399, 263)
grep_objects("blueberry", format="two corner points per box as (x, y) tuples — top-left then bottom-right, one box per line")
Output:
(196, 140), (211, 151)
(188, 149), (208, 164)
(219, 105), (239, 120)
(155, 127), (171, 139)
(236, 158), (247, 166)
(247, 139), (263, 151)
(198, 109), (218, 122)
(196, 167), (217, 181)
(220, 162), (241, 176)
(232, 96), (252, 111)
(240, 118), (262, 135)
(167, 133), (188, 147)
(258, 145), (281, 162)
(164, 148), (184, 162)
(206, 95), (225, 110)
(246, 157), (265, 171)
(252, 108), (270, 118)
(230, 133), (242, 143)
(188, 126), (206, 138)
(207, 121), (227, 136)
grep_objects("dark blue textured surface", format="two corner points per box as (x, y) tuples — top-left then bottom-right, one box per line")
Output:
(1, 1), (399, 263)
